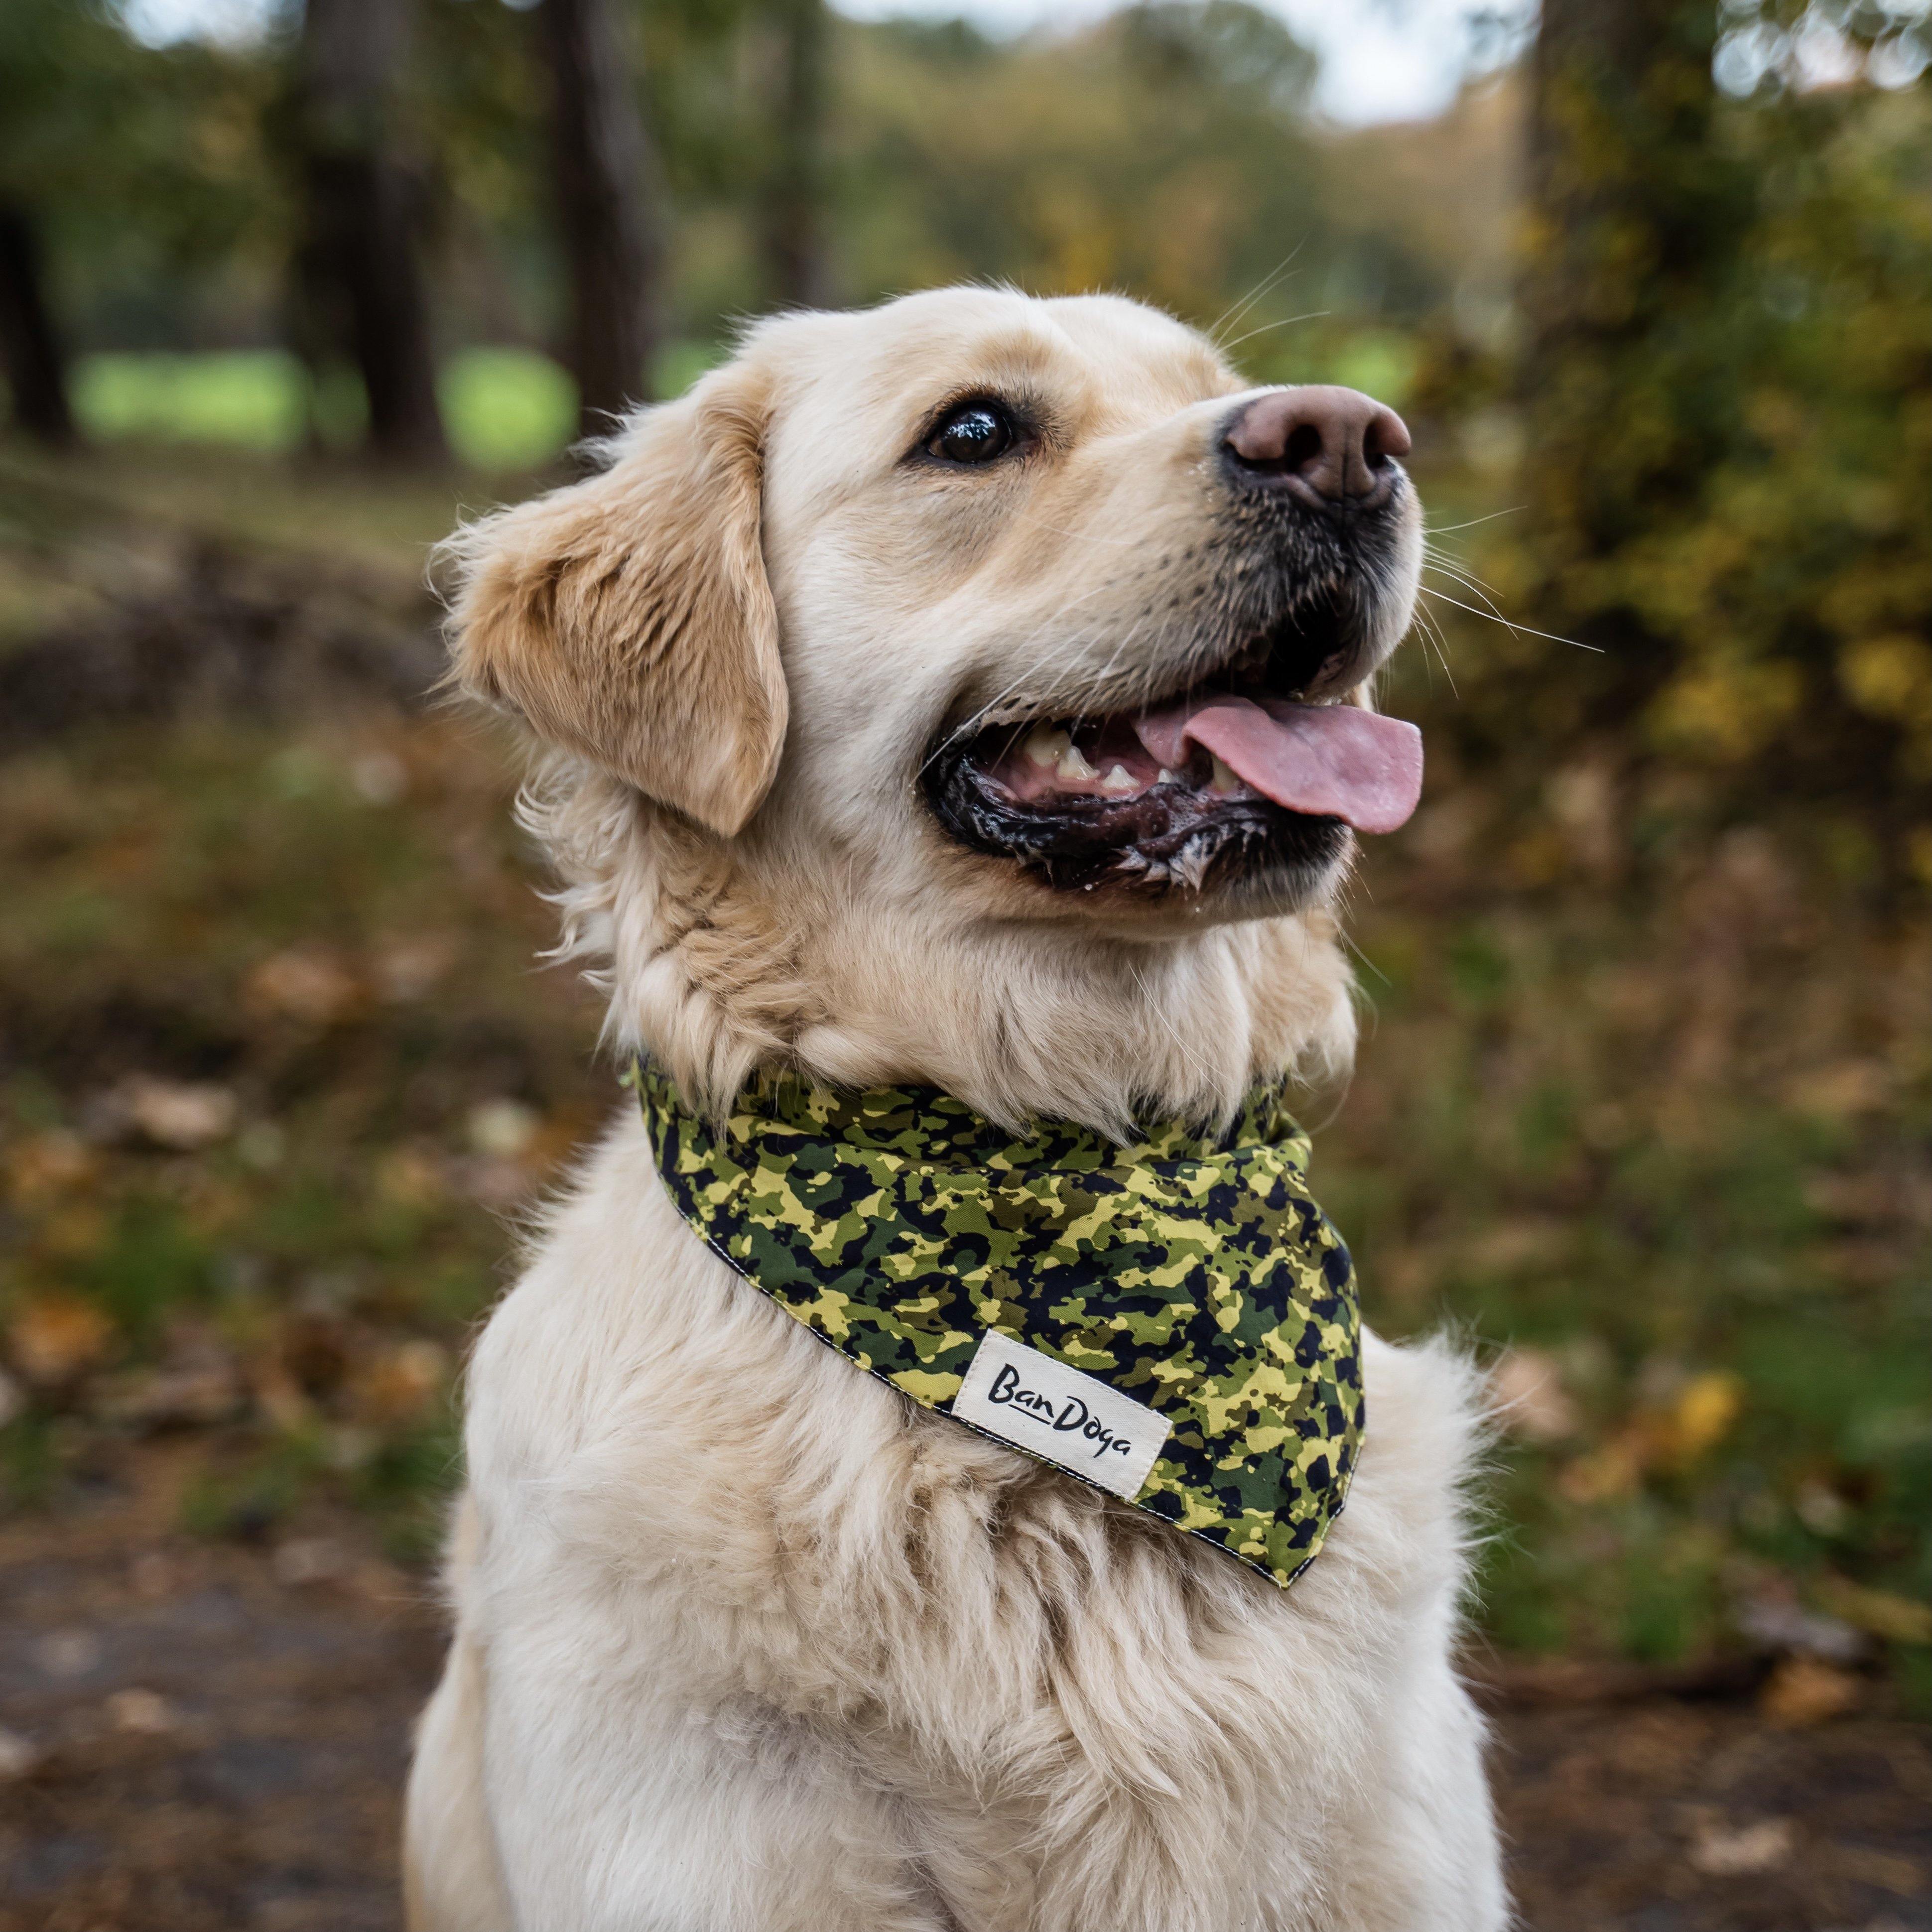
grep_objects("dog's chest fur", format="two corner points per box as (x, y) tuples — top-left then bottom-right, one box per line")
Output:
(446, 1109), (1501, 1930)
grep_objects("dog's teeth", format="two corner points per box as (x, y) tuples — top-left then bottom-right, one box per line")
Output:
(1101, 764), (1137, 793)
(1174, 834), (1212, 891)
(1024, 726), (1070, 769)
(1056, 744), (1098, 782)
(1209, 755), (1239, 794)
(1157, 769), (1176, 785)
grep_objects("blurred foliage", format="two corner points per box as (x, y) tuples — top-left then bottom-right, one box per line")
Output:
(0, 0), (1516, 355)
(0, 0), (291, 350)
(1326, 655), (1931, 1685)
(1446, 3), (1932, 867)
(0, 561), (606, 1551)
(833, 4), (1317, 316)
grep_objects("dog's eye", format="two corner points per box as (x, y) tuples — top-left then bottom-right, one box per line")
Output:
(927, 401), (1016, 465)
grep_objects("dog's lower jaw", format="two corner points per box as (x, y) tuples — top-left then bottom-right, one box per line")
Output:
(526, 759), (1358, 1136)
(405, 1117), (1508, 1932)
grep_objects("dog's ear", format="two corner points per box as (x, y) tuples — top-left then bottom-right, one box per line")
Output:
(446, 365), (784, 838)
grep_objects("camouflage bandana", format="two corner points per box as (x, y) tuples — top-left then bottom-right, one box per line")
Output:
(633, 1058), (1363, 1591)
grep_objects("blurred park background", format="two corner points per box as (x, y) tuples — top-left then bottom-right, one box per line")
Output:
(0, 0), (1928, 1925)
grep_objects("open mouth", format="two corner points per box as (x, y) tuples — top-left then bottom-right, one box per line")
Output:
(924, 594), (1423, 896)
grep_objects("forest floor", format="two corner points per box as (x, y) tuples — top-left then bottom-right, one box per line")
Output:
(0, 440), (1925, 1930)
(2, 1453), (1927, 1932)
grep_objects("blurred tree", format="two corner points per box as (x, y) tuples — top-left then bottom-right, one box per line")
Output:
(760, 0), (831, 308)
(538, 0), (664, 430)
(1517, 0), (1746, 715)
(2, 0), (286, 435)
(541, 0), (668, 425)
(0, 205), (72, 442)
(837, 2), (1325, 325)
(1476, 0), (1931, 841)
(293, 0), (447, 461)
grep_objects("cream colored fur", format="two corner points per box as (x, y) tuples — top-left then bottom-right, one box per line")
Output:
(405, 287), (1505, 1931)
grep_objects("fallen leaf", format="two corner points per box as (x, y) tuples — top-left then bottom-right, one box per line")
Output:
(93, 1345), (243, 1428)
(376, 1144), (448, 1210)
(1785, 1060), (1892, 1121)
(1559, 1434), (1643, 1504)
(246, 946), (362, 1027)
(5, 1130), (97, 1204)
(97, 1076), (238, 1151)
(1490, 1346), (1579, 1443)
(33, 1629), (102, 1679)
(1759, 1654), (1861, 1726)
(356, 1338), (449, 1425)
(1795, 1476), (1852, 1537)
(373, 933), (455, 1003)
(105, 1687), (174, 1735)
(273, 1537), (350, 1587)
(1666, 1371), (1745, 1464)
(1735, 1592), (1866, 1665)
(0, 1728), (41, 1781)
(466, 1098), (539, 1159)
(350, 748), (408, 805)
(1688, 1815), (1796, 1877)
(9, 1296), (115, 1387)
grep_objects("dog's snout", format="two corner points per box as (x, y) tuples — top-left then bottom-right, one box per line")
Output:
(1222, 386), (1411, 511)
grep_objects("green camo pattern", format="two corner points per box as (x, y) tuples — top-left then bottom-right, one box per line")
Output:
(634, 1059), (1363, 1590)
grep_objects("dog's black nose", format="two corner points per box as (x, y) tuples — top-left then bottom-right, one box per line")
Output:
(1222, 386), (1411, 510)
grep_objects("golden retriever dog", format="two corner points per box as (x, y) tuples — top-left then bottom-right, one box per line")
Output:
(403, 287), (1504, 1931)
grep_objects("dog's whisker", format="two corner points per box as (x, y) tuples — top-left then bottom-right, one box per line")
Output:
(920, 590), (1130, 771)
(1418, 586), (1601, 653)
(1214, 310), (1331, 358)
(1420, 551), (1509, 598)
(1206, 244), (1307, 347)
(1422, 505), (1525, 537)
(1409, 601), (1460, 698)
(1420, 557), (1530, 631)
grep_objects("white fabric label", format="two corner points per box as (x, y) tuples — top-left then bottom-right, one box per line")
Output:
(951, 1331), (1170, 1501)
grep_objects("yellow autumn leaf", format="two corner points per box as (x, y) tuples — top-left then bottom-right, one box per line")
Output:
(1669, 1371), (1745, 1463)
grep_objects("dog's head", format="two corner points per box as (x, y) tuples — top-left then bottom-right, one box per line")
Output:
(447, 288), (1423, 1125)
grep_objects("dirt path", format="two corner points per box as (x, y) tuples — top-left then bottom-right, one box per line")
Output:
(2, 1483), (1927, 1932)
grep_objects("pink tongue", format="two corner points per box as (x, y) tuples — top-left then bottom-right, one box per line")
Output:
(1132, 696), (1422, 835)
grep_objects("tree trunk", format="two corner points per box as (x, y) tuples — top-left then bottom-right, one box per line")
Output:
(539, 0), (663, 435)
(293, 0), (446, 463)
(1516, 0), (1740, 717)
(1524, 0), (1724, 424)
(0, 205), (73, 444)
(760, 0), (831, 310)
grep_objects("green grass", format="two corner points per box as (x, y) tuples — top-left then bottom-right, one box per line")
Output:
(73, 350), (311, 453)
(67, 343), (726, 471)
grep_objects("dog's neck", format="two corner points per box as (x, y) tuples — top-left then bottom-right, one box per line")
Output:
(530, 763), (1358, 1138)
